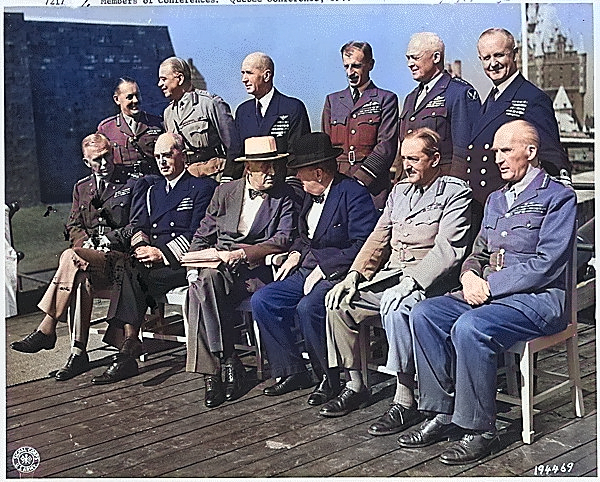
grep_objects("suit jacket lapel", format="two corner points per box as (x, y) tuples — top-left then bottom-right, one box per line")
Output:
(261, 89), (281, 131)
(414, 72), (450, 113)
(150, 172), (191, 220)
(338, 87), (355, 113)
(313, 177), (342, 241)
(246, 194), (278, 239)
(223, 179), (245, 234)
(472, 73), (526, 139)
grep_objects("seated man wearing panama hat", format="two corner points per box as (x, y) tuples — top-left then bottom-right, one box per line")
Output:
(251, 132), (380, 405)
(183, 136), (297, 408)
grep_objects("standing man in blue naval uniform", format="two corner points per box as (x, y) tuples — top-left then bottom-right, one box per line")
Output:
(401, 120), (576, 465)
(158, 57), (240, 179)
(400, 32), (480, 176)
(450, 28), (571, 226)
(222, 52), (311, 183)
(322, 41), (399, 209)
(251, 132), (379, 403)
(97, 132), (217, 385)
(97, 77), (164, 177)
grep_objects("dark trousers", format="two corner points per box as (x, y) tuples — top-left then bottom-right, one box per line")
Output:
(411, 295), (547, 431)
(251, 268), (335, 379)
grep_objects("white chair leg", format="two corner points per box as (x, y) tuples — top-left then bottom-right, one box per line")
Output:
(566, 334), (585, 417)
(519, 343), (535, 444)
(253, 319), (265, 381)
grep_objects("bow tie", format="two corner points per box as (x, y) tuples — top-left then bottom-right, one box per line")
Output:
(311, 193), (325, 204)
(249, 188), (266, 200)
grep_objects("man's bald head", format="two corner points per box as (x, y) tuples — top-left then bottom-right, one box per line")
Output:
(492, 120), (539, 183)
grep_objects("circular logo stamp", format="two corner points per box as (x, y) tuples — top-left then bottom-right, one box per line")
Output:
(12, 446), (41, 474)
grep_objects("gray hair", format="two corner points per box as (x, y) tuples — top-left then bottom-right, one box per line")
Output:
(408, 32), (445, 62)
(160, 57), (192, 83)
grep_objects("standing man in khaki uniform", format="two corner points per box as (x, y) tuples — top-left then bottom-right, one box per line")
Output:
(323, 128), (471, 426)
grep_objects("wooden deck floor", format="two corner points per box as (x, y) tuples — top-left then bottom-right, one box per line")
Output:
(6, 317), (597, 478)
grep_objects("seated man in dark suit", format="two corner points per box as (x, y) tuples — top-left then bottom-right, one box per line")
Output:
(96, 132), (217, 384)
(10, 133), (139, 381)
(401, 120), (577, 465)
(251, 132), (380, 404)
(183, 135), (297, 408)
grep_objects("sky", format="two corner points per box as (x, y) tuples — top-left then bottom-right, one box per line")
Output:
(5, 2), (596, 130)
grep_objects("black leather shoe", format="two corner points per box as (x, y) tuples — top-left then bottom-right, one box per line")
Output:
(368, 404), (425, 436)
(223, 356), (246, 401)
(319, 386), (370, 417)
(205, 375), (226, 408)
(439, 432), (500, 465)
(398, 417), (464, 448)
(11, 330), (57, 353)
(120, 337), (143, 359)
(91, 354), (138, 385)
(55, 353), (90, 381)
(307, 375), (341, 406)
(263, 372), (314, 396)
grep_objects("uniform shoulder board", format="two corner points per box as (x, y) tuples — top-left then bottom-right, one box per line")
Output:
(441, 175), (470, 190)
(451, 77), (469, 85)
(76, 174), (94, 187)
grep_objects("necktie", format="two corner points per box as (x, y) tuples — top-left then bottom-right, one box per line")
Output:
(409, 186), (423, 209)
(483, 87), (499, 114)
(130, 119), (138, 135)
(166, 182), (171, 194)
(249, 188), (266, 200)
(311, 193), (325, 204)
(97, 179), (106, 197)
(415, 83), (428, 109)
(352, 88), (360, 104)
(256, 100), (263, 122)
(505, 185), (517, 208)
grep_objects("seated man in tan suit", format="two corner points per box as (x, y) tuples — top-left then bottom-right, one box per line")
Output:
(323, 128), (472, 431)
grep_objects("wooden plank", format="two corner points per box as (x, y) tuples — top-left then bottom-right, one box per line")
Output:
(521, 440), (596, 477)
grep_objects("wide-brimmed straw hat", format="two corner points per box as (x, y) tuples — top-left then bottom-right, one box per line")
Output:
(287, 132), (343, 169)
(234, 136), (289, 162)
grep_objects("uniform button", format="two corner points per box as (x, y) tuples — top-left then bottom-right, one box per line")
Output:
(482, 156), (488, 162)
(466, 156), (471, 162)
(403, 232), (409, 237)
(431, 112), (436, 116)
(407, 129), (413, 134)
(501, 231), (507, 237)
(333, 120), (337, 125)
(98, 217), (103, 222)
(410, 116), (416, 121)
(352, 114), (357, 118)
(152, 235), (157, 239)
(406, 219), (412, 224)
(468, 144), (473, 150)
(480, 180), (486, 186)
(480, 168), (486, 174)
(466, 168), (471, 174)
(526, 223), (531, 228)
(467, 180), (471, 185)
(499, 248), (505, 254)
(120, 203), (124, 207)
(368, 119), (374, 124)
(349, 146), (355, 150)
(152, 223), (157, 228)
(350, 129), (356, 135)
(484, 143), (490, 149)
(171, 233), (176, 237)
(505, 213), (511, 218)
(400, 263), (406, 269)
(170, 222), (175, 227)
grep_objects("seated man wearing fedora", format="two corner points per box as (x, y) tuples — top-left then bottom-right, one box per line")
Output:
(251, 132), (380, 405)
(183, 136), (297, 408)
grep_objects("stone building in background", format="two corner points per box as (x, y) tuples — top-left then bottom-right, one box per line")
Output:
(4, 13), (175, 206)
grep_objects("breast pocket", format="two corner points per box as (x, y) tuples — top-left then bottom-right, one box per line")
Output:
(421, 107), (449, 140)
(412, 206), (443, 239)
(356, 115), (381, 147)
(509, 214), (543, 252)
(181, 119), (209, 147)
(329, 117), (347, 147)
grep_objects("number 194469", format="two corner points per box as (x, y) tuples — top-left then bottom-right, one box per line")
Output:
(534, 463), (574, 475)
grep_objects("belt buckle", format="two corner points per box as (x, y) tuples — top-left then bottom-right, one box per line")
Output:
(348, 150), (356, 166)
(496, 250), (505, 271)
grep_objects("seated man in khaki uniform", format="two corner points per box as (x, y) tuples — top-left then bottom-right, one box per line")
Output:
(323, 128), (472, 429)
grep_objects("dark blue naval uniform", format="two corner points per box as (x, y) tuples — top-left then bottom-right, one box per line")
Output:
(223, 88), (311, 181)
(400, 71), (480, 169)
(410, 170), (576, 431)
(451, 73), (571, 208)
